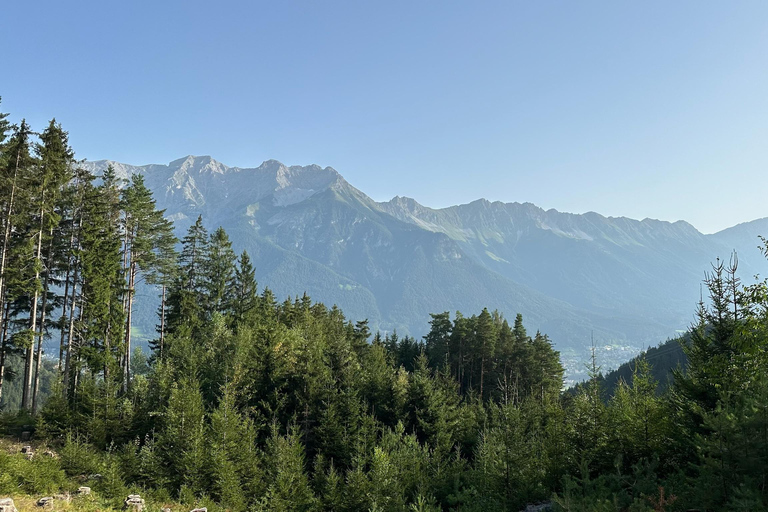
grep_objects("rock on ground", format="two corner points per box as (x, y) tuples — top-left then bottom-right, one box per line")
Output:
(0, 498), (17, 512)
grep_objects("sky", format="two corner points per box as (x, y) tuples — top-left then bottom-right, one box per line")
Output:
(2, 1), (767, 234)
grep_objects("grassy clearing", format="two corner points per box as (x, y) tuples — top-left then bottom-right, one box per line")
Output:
(0, 438), (191, 512)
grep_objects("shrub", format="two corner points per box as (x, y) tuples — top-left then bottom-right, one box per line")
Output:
(0, 450), (68, 495)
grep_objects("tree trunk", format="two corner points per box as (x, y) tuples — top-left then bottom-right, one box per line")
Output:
(159, 283), (166, 359)
(480, 356), (485, 399)
(71, 292), (85, 397)
(22, 210), (45, 411)
(32, 233), (55, 413)
(0, 302), (11, 404)
(63, 211), (83, 398)
(63, 267), (81, 398)
(123, 264), (136, 393)
(0, 147), (21, 368)
(58, 226), (76, 370)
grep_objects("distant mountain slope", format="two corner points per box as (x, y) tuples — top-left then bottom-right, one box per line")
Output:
(570, 336), (687, 397)
(708, 218), (768, 273)
(379, 196), (758, 332)
(80, 156), (768, 363)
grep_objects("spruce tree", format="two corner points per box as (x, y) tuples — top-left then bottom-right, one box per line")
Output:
(60, 167), (92, 398)
(157, 377), (206, 492)
(120, 173), (171, 391)
(165, 216), (208, 335)
(530, 330), (564, 401)
(230, 250), (258, 325)
(30, 119), (75, 412)
(475, 308), (497, 399)
(449, 312), (471, 393)
(0, 121), (34, 405)
(77, 168), (124, 392)
(263, 425), (317, 512)
(511, 313), (535, 400)
(203, 226), (236, 316)
(424, 311), (452, 370)
(207, 384), (260, 510)
(609, 357), (669, 466)
(180, 215), (208, 292)
(145, 216), (177, 359)
(0, 97), (10, 144)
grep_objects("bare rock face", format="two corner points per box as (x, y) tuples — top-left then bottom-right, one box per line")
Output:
(0, 498), (18, 512)
(124, 495), (145, 512)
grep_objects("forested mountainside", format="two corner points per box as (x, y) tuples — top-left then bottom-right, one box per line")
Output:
(571, 336), (688, 400)
(81, 156), (768, 365)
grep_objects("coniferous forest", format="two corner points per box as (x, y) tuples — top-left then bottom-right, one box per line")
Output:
(2, 104), (768, 512)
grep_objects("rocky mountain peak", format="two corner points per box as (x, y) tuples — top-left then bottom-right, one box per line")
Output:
(387, 196), (423, 211)
(169, 155), (229, 175)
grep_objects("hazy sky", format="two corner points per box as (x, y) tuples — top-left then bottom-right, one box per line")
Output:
(2, 1), (767, 233)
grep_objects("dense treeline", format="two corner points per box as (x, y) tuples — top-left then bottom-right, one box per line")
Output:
(3, 102), (768, 511)
(0, 102), (175, 411)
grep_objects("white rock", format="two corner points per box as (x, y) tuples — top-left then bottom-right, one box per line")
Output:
(0, 498), (18, 512)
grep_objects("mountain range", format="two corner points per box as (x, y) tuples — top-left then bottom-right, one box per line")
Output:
(81, 156), (768, 374)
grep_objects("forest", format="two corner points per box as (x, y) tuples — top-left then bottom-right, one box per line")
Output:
(2, 103), (768, 512)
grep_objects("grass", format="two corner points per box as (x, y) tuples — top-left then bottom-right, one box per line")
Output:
(0, 438), (189, 512)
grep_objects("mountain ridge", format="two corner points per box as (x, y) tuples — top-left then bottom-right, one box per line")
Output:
(80, 155), (768, 376)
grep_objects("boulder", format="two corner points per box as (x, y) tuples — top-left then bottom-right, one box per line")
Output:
(124, 494), (145, 512)
(21, 446), (34, 460)
(190, 508), (207, 512)
(36, 497), (54, 508)
(521, 503), (552, 512)
(77, 487), (91, 496)
(0, 498), (17, 512)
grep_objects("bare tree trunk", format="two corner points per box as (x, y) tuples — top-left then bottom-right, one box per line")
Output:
(63, 266), (80, 398)
(0, 147), (21, 371)
(159, 284), (166, 359)
(71, 292), (85, 398)
(123, 264), (135, 393)
(62, 208), (83, 398)
(22, 210), (45, 410)
(58, 227), (75, 369)
(480, 357), (485, 399)
(0, 302), (12, 404)
(32, 234), (55, 413)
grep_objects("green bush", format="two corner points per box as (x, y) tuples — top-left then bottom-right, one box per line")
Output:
(60, 433), (103, 477)
(94, 452), (129, 500)
(0, 450), (68, 495)
(0, 410), (36, 438)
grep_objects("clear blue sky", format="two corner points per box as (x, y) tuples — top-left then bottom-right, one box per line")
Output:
(2, 1), (767, 233)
